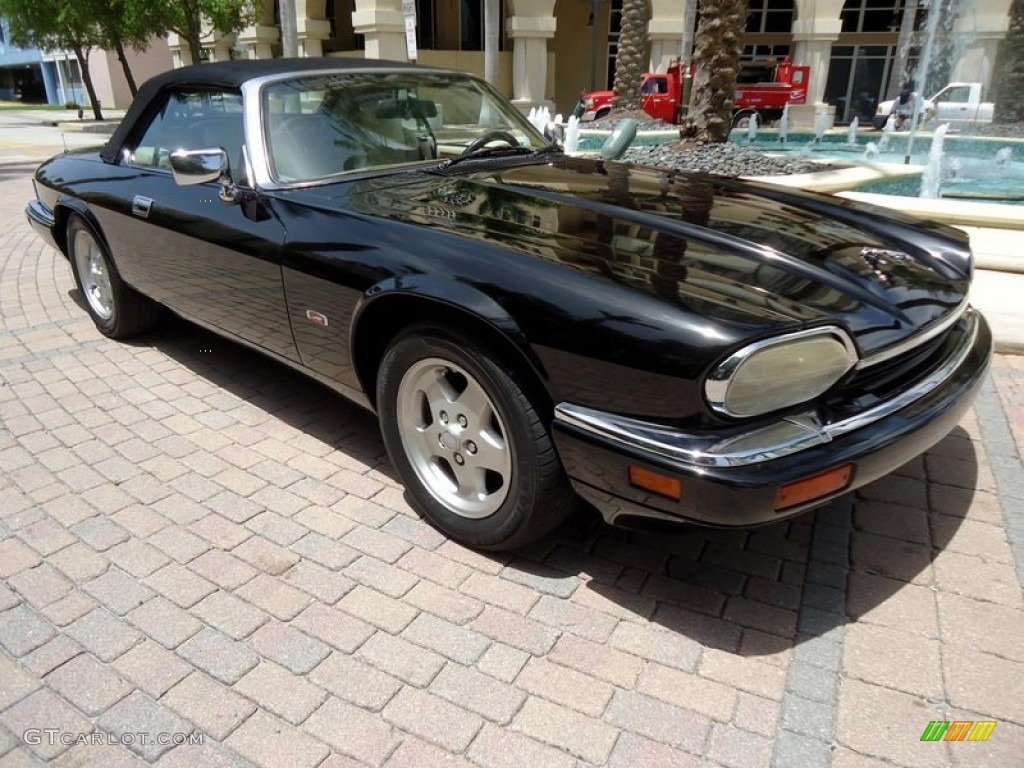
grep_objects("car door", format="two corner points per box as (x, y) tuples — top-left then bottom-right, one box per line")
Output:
(109, 86), (298, 362)
(932, 85), (973, 123)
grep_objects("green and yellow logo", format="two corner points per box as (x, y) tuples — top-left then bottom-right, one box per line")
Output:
(920, 721), (997, 742)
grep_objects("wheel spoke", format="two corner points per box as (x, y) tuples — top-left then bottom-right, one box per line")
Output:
(452, 461), (488, 499)
(455, 379), (493, 425)
(468, 432), (508, 475)
(422, 368), (457, 418)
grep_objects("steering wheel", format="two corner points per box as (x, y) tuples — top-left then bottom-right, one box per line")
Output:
(462, 131), (520, 154)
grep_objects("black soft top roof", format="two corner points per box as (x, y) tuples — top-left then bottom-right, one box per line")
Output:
(100, 57), (419, 163)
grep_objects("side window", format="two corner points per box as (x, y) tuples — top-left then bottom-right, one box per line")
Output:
(129, 89), (244, 173)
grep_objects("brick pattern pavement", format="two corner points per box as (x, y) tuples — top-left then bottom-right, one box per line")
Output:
(1, 163), (1022, 767)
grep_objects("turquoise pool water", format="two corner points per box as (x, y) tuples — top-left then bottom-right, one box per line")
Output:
(575, 127), (1024, 202)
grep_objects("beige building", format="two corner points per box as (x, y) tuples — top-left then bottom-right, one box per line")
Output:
(100, 0), (1015, 124)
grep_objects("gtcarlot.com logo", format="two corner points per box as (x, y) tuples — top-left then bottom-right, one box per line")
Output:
(24, 730), (203, 748)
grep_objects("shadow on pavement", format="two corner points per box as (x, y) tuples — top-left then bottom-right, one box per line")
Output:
(105, 309), (976, 658)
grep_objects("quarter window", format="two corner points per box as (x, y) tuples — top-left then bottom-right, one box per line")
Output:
(129, 89), (244, 174)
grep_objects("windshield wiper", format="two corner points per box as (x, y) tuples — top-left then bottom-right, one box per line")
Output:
(437, 143), (562, 170)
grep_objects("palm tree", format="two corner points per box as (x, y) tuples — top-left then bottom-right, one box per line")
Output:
(995, 0), (1024, 122)
(612, 0), (648, 111)
(681, 0), (748, 143)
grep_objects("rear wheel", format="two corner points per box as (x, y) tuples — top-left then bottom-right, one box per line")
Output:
(67, 215), (160, 339)
(732, 110), (760, 130)
(377, 324), (575, 550)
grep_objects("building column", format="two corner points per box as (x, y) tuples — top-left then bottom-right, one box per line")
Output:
(508, 0), (556, 111)
(238, 0), (279, 59)
(790, 0), (844, 128)
(166, 29), (235, 66)
(352, 0), (408, 61)
(951, 0), (1013, 97)
(296, 0), (332, 57)
(647, 0), (684, 73)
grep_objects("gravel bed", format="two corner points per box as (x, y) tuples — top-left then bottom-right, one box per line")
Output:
(620, 142), (835, 177)
(973, 123), (1024, 140)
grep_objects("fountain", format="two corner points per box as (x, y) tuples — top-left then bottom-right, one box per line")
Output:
(814, 111), (827, 143)
(847, 117), (860, 145)
(778, 103), (790, 144)
(877, 115), (896, 152)
(920, 123), (949, 198)
(747, 112), (759, 144)
(564, 115), (581, 154)
(995, 147), (1013, 170)
(863, 142), (879, 161)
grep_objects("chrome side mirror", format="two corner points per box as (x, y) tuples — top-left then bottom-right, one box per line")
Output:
(170, 148), (240, 204)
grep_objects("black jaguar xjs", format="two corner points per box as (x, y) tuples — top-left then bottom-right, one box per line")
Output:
(26, 58), (992, 550)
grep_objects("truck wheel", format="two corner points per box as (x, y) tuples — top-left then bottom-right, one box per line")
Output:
(732, 110), (759, 130)
(595, 108), (611, 121)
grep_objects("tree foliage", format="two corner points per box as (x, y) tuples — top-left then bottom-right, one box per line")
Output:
(681, 0), (748, 143)
(612, 0), (648, 110)
(994, 0), (1024, 123)
(0, 0), (105, 118)
(150, 0), (261, 65)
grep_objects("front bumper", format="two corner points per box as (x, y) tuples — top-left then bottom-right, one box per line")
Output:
(552, 309), (992, 528)
(26, 199), (59, 252)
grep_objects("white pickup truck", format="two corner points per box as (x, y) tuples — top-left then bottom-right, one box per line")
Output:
(872, 82), (994, 129)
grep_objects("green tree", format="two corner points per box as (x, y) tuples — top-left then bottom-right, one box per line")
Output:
(995, 0), (1024, 122)
(0, 0), (105, 118)
(681, 0), (748, 143)
(89, 0), (170, 96)
(612, 0), (648, 110)
(151, 0), (260, 66)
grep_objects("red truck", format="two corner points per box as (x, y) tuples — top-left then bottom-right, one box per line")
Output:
(575, 57), (809, 127)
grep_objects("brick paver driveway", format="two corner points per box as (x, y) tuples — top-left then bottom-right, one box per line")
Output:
(1, 159), (1022, 767)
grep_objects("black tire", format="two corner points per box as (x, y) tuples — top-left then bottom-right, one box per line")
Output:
(377, 324), (576, 550)
(67, 215), (161, 339)
(732, 110), (759, 130)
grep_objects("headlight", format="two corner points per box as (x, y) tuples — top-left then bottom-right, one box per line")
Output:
(705, 328), (857, 418)
(584, 98), (595, 109)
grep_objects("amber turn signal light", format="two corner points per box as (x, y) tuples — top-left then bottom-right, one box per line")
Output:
(628, 466), (682, 501)
(775, 464), (854, 511)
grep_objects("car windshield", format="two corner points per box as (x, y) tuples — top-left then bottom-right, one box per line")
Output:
(263, 71), (547, 182)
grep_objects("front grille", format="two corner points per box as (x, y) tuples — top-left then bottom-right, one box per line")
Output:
(825, 324), (956, 413)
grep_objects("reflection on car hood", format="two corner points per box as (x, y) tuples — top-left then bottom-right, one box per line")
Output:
(304, 156), (973, 358)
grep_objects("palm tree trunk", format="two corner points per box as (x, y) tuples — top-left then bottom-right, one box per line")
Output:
(682, 0), (747, 143)
(612, 0), (648, 110)
(995, 0), (1024, 123)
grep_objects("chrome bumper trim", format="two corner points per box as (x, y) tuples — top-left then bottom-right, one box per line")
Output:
(857, 298), (968, 369)
(26, 199), (56, 229)
(554, 309), (980, 469)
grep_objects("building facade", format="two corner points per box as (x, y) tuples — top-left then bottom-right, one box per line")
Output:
(8, 1), (1015, 121)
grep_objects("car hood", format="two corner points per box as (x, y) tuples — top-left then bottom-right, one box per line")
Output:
(288, 155), (972, 359)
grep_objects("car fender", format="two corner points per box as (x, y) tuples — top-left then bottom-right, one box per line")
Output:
(52, 196), (111, 258)
(350, 274), (550, 393)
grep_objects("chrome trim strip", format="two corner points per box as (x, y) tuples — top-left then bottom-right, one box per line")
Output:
(26, 199), (55, 229)
(704, 325), (858, 418)
(856, 297), (968, 369)
(556, 310), (979, 469)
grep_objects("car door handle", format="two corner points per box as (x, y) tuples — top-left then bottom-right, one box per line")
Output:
(132, 195), (153, 218)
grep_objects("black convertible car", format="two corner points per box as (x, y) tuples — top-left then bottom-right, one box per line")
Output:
(27, 59), (991, 550)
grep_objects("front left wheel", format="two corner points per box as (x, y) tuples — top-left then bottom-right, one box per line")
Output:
(377, 324), (575, 550)
(67, 215), (161, 339)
